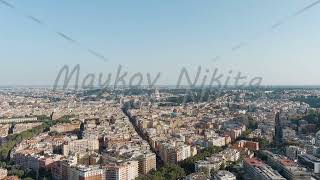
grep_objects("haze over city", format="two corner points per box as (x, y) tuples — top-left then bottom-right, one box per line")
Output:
(1, 1), (320, 180)
(1, 0), (320, 86)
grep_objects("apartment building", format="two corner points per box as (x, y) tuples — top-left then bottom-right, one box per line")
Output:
(263, 150), (311, 180)
(63, 139), (99, 156)
(68, 165), (104, 180)
(243, 158), (285, 180)
(0, 168), (8, 179)
(214, 170), (236, 180)
(137, 152), (156, 175)
(104, 161), (139, 180)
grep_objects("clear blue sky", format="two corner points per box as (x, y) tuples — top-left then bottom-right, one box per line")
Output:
(0, 0), (320, 86)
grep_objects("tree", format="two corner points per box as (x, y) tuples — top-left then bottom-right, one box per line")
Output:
(198, 167), (209, 177)
(159, 164), (185, 180)
(135, 175), (153, 180)
(8, 168), (24, 177)
(136, 164), (186, 180)
(23, 178), (34, 180)
(0, 161), (6, 168)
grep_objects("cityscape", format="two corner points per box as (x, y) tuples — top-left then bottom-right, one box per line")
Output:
(1, 87), (320, 180)
(1, 0), (320, 180)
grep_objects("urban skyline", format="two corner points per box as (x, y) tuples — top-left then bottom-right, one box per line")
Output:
(1, 1), (320, 180)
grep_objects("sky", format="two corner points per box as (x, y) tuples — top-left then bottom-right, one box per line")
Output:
(0, 0), (320, 86)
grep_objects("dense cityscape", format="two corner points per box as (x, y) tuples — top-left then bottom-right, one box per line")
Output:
(0, 87), (320, 180)
(1, 0), (320, 179)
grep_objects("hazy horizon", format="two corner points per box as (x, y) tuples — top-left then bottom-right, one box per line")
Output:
(1, 0), (320, 86)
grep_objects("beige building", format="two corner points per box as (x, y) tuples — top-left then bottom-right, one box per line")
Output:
(0, 168), (8, 179)
(63, 139), (99, 156)
(207, 136), (226, 147)
(0, 124), (10, 137)
(160, 144), (191, 164)
(50, 121), (80, 133)
(138, 152), (156, 174)
(104, 161), (139, 180)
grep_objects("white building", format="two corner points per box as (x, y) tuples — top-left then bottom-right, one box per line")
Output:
(68, 165), (104, 180)
(181, 144), (191, 161)
(127, 161), (139, 180)
(214, 170), (236, 180)
(207, 136), (225, 147)
(63, 139), (99, 156)
(105, 161), (139, 180)
(0, 168), (8, 179)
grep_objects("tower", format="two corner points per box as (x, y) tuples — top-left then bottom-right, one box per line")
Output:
(275, 112), (283, 146)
